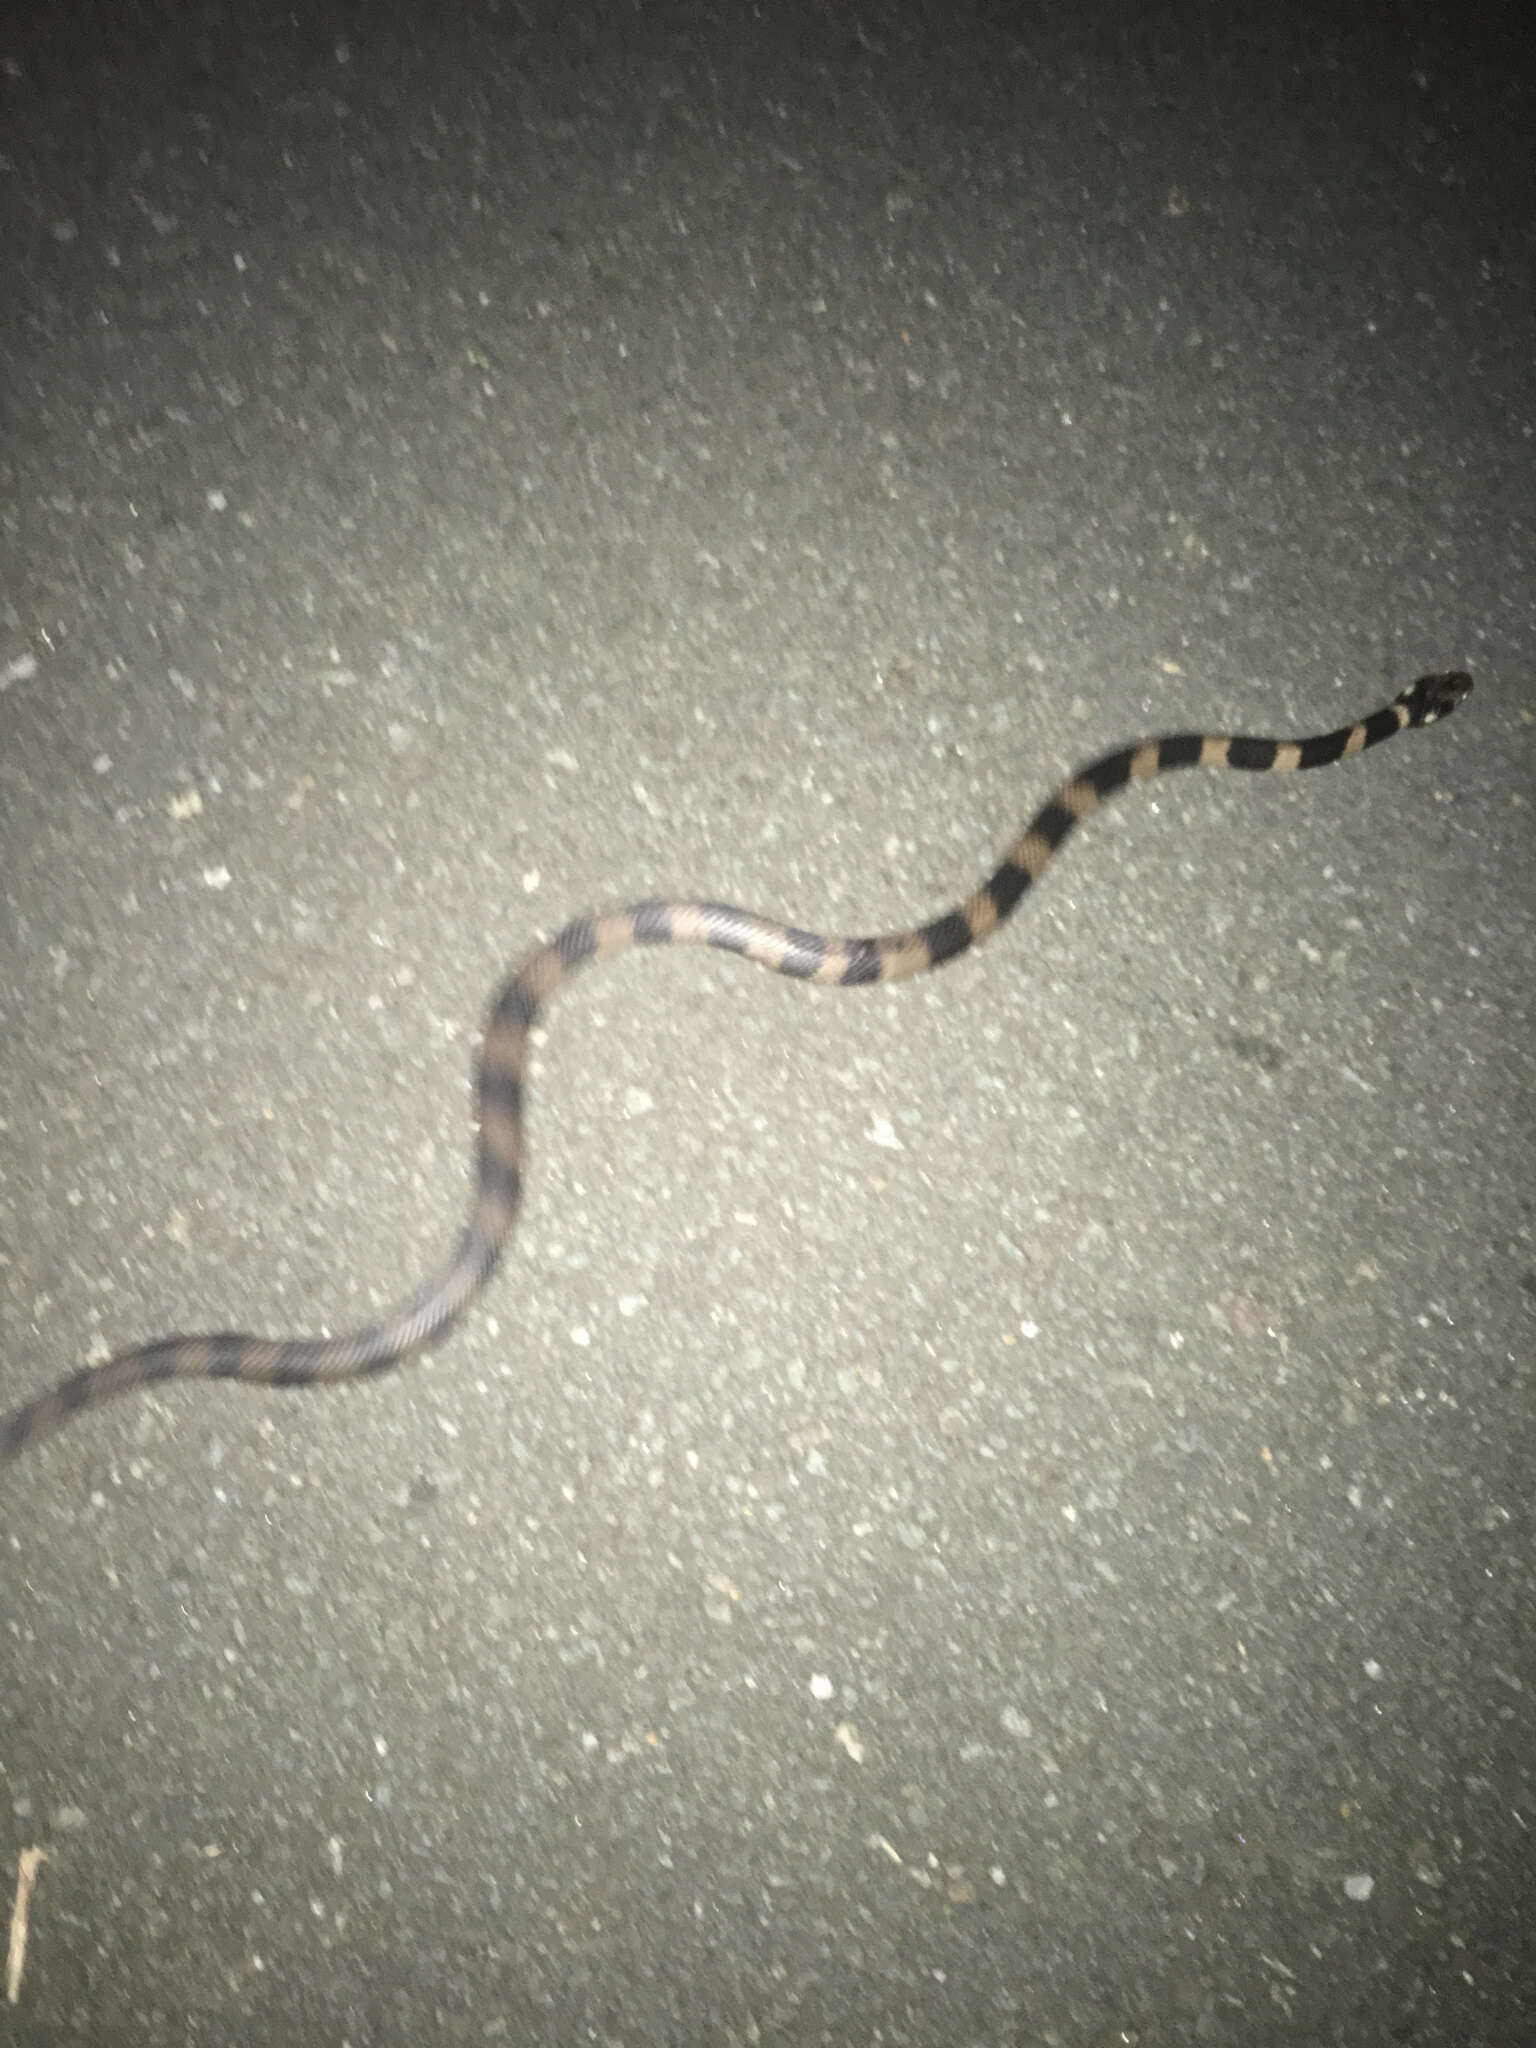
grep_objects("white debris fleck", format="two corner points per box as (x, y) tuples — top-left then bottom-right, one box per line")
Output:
(617, 1295), (646, 1318)
(202, 866), (232, 890)
(169, 789), (204, 820)
(1019, 1318), (1040, 1339)
(702, 1572), (738, 1624)
(1, 651), (37, 688)
(809, 1673), (834, 1701)
(1343, 1873), (1374, 1901)
(623, 1088), (655, 1116)
(1000, 1706), (1032, 1739)
(206, 488), (228, 512)
(7, 1844), (46, 2004)
(834, 1722), (865, 1763)
(569, 1326), (591, 1348)
(866, 1116), (903, 1150)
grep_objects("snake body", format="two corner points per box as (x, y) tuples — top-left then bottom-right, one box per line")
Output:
(1, 670), (1471, 1465)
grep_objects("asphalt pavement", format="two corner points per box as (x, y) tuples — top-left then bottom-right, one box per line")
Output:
(1, 3), (1531, 2043)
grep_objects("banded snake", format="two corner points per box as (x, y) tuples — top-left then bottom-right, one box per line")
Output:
(0, 669), (1472, 1465)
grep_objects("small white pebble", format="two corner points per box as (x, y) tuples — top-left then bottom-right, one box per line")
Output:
(1343, 1873), (1374, 1901)
(809, 1673), (833, 1701)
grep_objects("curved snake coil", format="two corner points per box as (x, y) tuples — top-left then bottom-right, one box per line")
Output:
(1, 669), (1471, 1466)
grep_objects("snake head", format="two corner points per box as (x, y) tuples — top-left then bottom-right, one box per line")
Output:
(1399, 671), (1473, 725)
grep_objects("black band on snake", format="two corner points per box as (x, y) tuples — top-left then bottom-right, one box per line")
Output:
(0, 670), (1472, 1466)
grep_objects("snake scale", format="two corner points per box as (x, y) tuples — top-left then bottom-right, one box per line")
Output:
(1, 669), (1471, 1466)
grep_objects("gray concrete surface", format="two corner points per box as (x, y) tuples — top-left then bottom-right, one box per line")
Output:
(1, 2), (1531, 2043)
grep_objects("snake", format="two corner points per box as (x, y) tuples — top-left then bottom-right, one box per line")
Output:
(0, 669), (1472, 1466)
